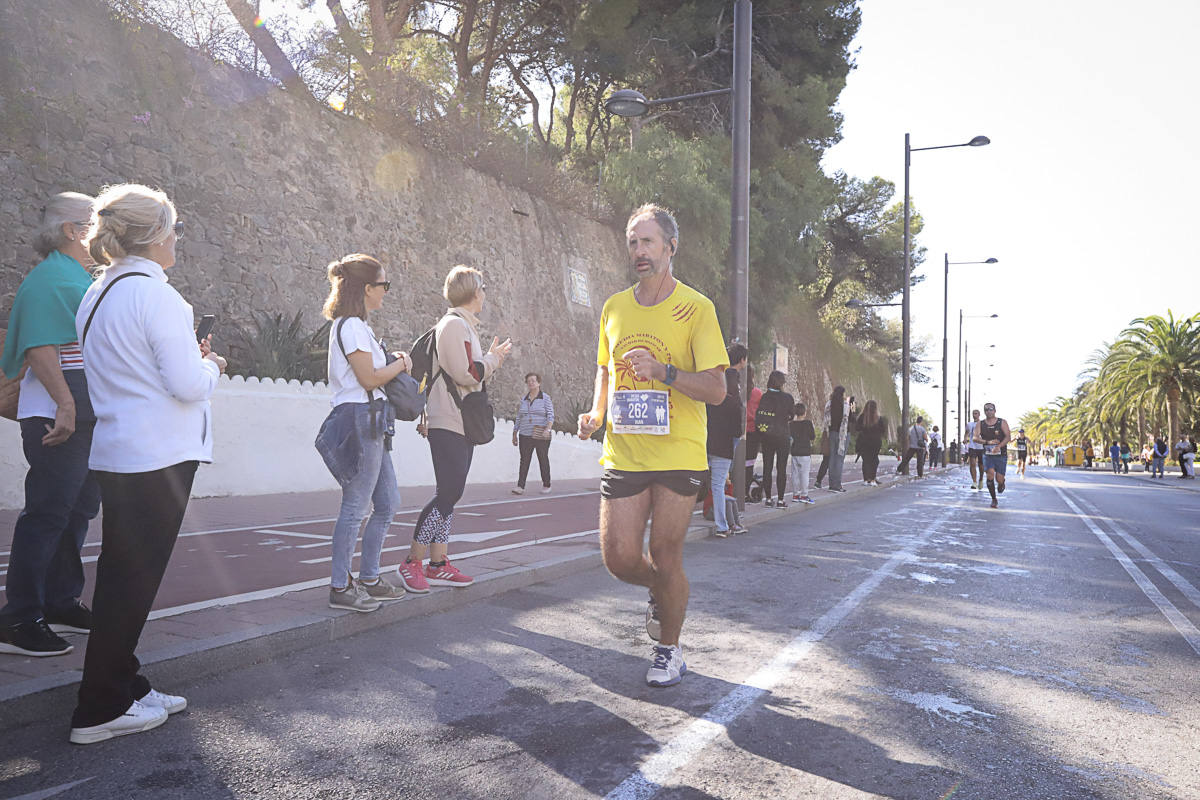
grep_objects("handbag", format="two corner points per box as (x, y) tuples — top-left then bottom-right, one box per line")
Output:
(336, 318), (426, 421)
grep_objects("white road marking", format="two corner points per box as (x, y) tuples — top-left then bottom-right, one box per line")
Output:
(450, 529), (523, 543)
(497, 513), (552, 522)
(604, 500), (960, 800)
(255, 529), (332, 541)
(6, 777), (96, 799)
(145, 528), (602, 619)
(300, 528), (591, 564)
(1048, 480), (1200, 656)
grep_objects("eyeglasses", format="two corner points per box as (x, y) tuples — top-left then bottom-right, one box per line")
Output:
(369, 281), (391, 292)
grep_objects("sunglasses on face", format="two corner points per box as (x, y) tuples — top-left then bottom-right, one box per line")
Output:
(173, 220), (184, 240)
(369, 280), (391, 292)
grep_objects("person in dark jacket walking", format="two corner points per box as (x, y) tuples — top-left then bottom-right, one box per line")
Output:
(706, 346), (745, 537)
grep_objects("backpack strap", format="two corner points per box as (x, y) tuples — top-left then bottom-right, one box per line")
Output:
(81, 272), (152, 347)
(434, 310), (484, 410)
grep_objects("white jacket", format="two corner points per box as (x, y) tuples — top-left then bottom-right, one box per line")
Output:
(75, 255), (220, 473)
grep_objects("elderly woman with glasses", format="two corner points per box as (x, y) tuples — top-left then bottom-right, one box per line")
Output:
(0, 192), (101, 661)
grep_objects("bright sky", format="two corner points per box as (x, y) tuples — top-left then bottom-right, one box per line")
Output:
(820, 0), (1200, 439)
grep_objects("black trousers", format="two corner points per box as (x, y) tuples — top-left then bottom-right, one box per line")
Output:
(861, 451), (880, 482)
(759, 436), (789, 500)
(517, 435), (551, 488)
(72, 461), (197, 728)
(414, 428), (474, 543)
(899, 447), (926, 477)
(815, 450), (830, 484)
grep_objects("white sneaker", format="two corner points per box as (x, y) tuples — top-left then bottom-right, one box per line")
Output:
(646, 644), (687, 687)
(69, 700), (167, 745)
(140, 688), (188, 715)
(511, 486), (525, 495)
(645, 593), (661, 641)
(540, 486), (552, 494)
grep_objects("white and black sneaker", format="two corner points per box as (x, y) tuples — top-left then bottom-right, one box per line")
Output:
(646, 644), (687, 687)
(0, 619), (72, 657)
(139, 688), (187, 715)
(645, 593), (661, 641)
(69, 700), (167, 745)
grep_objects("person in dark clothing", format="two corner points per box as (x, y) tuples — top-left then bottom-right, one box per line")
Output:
(743, 367), (762, 501)
(754, 370), (794, 507)
(855, 400), (887, 485)
(706, 348), (745, 537)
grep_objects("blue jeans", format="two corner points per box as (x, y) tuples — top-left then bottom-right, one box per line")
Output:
(1, 416), (100, 624)
(707, 455), (732, 531)
(1152, 456), (1165, 476)
(330, 404), (400, 588)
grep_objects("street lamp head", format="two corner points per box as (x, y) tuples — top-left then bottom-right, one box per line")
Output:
(984, 257), (998, 264)
(604, 89), (650, 117)
(968, 135), (990, 147)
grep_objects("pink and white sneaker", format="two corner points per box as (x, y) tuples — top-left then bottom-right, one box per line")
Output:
(395, 559), (430, 593)
(424, 560), (474, 587)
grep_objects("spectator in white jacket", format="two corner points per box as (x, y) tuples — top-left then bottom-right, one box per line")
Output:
(69, 184), (226, 746)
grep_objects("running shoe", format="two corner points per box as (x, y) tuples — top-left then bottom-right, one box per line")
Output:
(714, 527), (731, 538)
(997, 480), (1006, 494)
(44, 601), (92, 634)
(829, 487), (847, 493)
(732, 524), (749, 535)
(645, 594), (661, 641)
(776, 499), (788, 509)
(425, 560), (474, 587)
(0, 619), (72, 657)
(814, 480), (823, 489)
(139, 688), (187, 715)
(540, 486), (552, 494)
(990, 499), (998, 509)
(328, 579), (381, 613)
(69, 700), (166, 745)
(360, 574), (408, 602)
(792, 493), (801, 501)
(646, 644), (686, 687)
(511, 486), (525, 495)
(396, 559), (430, 593)
(799, 496), (815, 504)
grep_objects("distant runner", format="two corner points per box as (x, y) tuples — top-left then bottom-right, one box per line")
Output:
(973, 402), (1011, 509)
(578, 204), (728, 687)
(964, 409), (985, 490)
(1015, 428), (1029, 477)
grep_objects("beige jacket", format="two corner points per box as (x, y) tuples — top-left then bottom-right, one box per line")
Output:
(426, 307), (500, 435)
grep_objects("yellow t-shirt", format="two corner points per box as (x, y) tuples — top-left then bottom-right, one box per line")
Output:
(597, 280), (728, 472)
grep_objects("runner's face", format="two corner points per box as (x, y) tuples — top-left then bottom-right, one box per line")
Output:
(627, 218), (674, 281)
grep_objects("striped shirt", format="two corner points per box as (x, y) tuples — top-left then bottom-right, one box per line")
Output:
(59, 342), (84, 370)
(515, 391), (555, 437)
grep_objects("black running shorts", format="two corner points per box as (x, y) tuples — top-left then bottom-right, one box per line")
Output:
(600, 469), (707, 500)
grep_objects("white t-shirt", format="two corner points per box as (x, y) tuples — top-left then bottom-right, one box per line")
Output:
(965, 421), (984, 450)
(327, 316), (385, 406)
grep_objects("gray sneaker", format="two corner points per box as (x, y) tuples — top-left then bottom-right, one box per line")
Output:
(360, 574), (407, 602)
(328, 579), (381, 613)
(645, 593), (661, 641)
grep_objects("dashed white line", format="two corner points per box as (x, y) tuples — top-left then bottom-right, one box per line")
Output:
(497, 513), (552, 522)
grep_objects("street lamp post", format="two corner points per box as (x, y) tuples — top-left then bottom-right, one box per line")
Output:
(605, 0), (752, 507)
(902, 133), (990, 439)
(943, 255), (997, 447)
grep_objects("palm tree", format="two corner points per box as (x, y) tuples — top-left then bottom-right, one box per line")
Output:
(1104, 312), (1200, 443)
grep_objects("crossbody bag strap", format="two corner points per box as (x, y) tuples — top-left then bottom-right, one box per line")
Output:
(434, 310), (483, 411)
(81, 272), (152, 347)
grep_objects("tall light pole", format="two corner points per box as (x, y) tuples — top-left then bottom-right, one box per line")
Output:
(960, 335), (996, 442)
(605, 0), (752, 506)
(943, 255), (997, 445)
(902, 133), (990, 438)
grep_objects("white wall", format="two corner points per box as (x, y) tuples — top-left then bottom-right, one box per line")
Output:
(0, 375), (604, 510)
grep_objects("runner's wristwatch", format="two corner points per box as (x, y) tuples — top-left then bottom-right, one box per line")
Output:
(663, 363), (678, 386)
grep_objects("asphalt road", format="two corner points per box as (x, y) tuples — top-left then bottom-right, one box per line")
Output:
(2, 466), (1197, 800)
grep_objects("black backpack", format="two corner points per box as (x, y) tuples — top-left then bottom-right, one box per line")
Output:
(754, 392), (789, 439)
(411, 311), (495, 446)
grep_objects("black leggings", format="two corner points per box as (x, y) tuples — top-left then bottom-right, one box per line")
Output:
(861, 450), (880, 482)
(760, 436), (789, 500)
(517, 435), (551, 488)
(73, 460), (197, 728)
(414, 428), (474, 545)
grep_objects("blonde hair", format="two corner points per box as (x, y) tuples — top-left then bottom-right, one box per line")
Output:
(443, 265), (483, 307)
(85, 184), (176, 267)
(322, 253), (384, 320)
(33, 192), (95, 258)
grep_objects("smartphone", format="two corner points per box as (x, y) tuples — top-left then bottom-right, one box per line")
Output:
(196, 314), (216, 343)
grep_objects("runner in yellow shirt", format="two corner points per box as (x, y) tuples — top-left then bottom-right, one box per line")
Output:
(578, 204), (728, 687)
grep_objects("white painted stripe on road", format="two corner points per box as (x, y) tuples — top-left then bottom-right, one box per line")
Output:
(1065, 490), (1200, 611)
(605, 499), (960, 800)
(1048, 480), (1200, 656)
(146, 528), (603, 619)
(300, 528), (593, 564)
(6, 777), (96, 800)
(256, 529), (332, 541)
(497, 513), (552, 522)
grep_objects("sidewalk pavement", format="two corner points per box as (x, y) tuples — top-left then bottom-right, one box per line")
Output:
(0, 455), (933, 729)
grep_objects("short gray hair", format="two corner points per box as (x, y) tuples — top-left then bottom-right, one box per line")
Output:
(32, 192), (94, 258)
(626, 204), (680, 252)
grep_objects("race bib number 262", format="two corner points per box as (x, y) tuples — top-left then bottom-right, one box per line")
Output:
(610, 390), (669, 435)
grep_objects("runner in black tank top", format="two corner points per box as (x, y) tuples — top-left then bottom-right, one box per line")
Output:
(973, 402), (1011, 508)
(1015, 430), (1029, 477)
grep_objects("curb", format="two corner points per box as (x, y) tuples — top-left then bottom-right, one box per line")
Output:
(0, 466), (935, 727)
